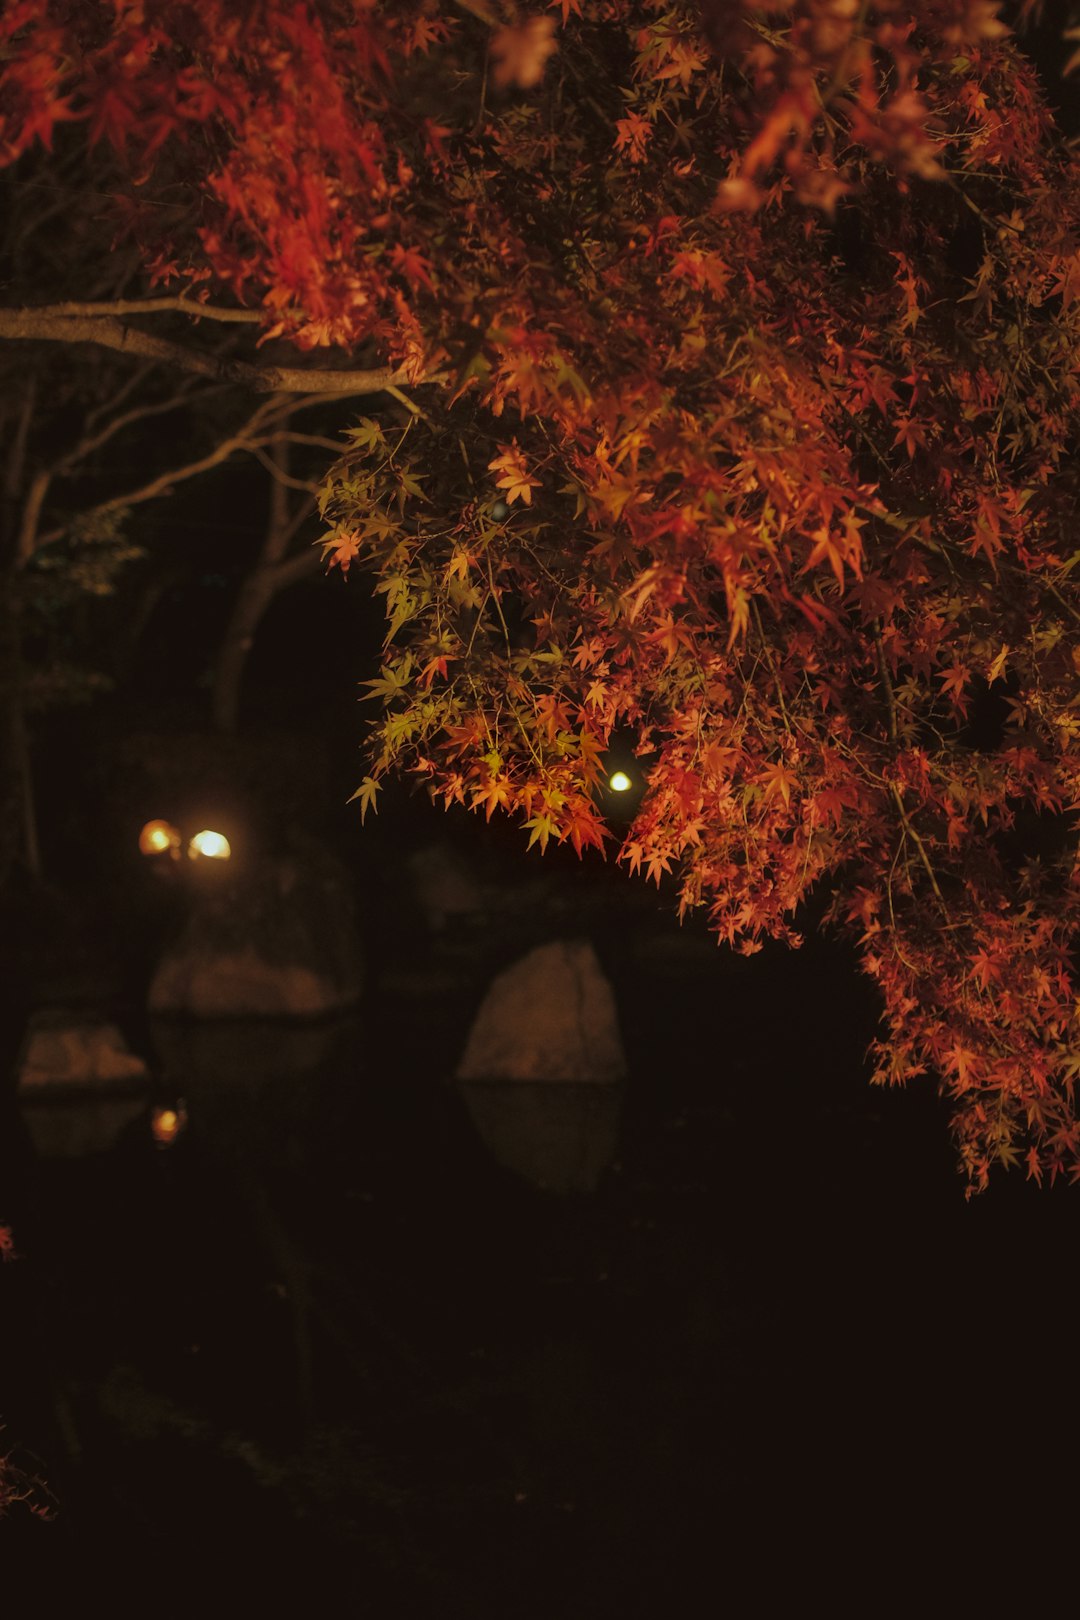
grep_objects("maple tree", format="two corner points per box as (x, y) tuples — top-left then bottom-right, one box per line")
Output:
(3, 0), (1080, 1192)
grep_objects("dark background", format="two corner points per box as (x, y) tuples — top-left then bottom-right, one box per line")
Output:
(2, 506), (1077, 1609)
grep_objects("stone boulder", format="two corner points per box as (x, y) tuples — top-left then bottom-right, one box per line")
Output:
(18, 1014), (150, 1091)
(455, 939), (626, 1084)
(149, 855), (363, 1019)
(17, 1011), (151, 1159)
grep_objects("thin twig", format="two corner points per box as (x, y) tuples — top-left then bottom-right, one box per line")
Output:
(269, 429), (350, 454)
(31, 399), (284, 550)
(56, 384), (216, 474)
(751, 597), (792, 736)
(84, 362), (158, 433)
(873, 621), (948, 913)
(248, 442), (322, 493)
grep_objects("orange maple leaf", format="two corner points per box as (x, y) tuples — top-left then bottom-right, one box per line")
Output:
(321, 529), (363, 575)
(758, 760), (798, 808)
(614, 111), (652, 164)
(488, 443), (541, 505)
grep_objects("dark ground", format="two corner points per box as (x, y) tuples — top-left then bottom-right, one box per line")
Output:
(2, 863), (1077, 1609)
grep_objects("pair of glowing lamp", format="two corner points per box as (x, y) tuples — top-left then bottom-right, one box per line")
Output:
(138, 820), (231, 861)
(141, 779), (630, 863)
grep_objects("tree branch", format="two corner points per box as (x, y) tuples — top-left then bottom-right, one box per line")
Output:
(4, 375), (36, 502)
(40, 297), (265, 323)
(247, 442), (322, 494)
(264, 440), (290, 561)
(271, 544), (323, 590)
(0, 306), (413, 395)
(17, 468), (51, 563)
(55, 383), (217, 474)
(270, 429), (351, 454)
(874, 622), (948, 913)
(30, 398), (285, 552)
(84, 361), (158, 433)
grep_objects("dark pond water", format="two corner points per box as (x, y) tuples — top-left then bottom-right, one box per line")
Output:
(3, 939), (1078, 1608)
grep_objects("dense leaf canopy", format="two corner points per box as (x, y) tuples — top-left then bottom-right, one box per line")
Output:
(4, 0), (1080, 1188)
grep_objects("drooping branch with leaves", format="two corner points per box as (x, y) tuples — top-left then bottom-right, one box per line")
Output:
(3, 0), (1080, 1189)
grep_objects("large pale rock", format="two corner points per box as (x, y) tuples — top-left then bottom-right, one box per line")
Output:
(149, 855), (362, 1019)
(17, 1012), (150, 1159)
(456, 939), (626, 1084)
(150, 949), (344, 1019)
(18, 1016), (149, 1091)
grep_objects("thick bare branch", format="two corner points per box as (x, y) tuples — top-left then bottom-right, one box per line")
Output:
(41, 298), (265, 323)
(0, 305), (413, 395)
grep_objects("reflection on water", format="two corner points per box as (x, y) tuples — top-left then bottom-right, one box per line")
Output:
(455, 1080), (623, 1195)
(21, 1091), (148, 1160)
(148, 1016), (357, 1171)
(148, 1016), (623, 1195)
(149, 1017), (349, 1090)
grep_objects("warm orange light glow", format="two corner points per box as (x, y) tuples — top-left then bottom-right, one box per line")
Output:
(150, 1103), (186, 1146)
(608, 770), (633, 793)
(188, 829), (231, 860)
(138, 819), (181, 856)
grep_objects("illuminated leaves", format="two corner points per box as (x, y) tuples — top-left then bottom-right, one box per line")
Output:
(613, 111), (652, 165)
(757, 760), (798, 810)
(321, 529), (363, 576)
(488, 443), (541, 506)
(348, 776), (381, 822)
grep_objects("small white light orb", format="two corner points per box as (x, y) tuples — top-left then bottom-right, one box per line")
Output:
(188, 829), (231, 861)
(608, 770), (633, 793)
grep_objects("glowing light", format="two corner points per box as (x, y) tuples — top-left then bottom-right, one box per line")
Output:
(608, 770), (633, 793)
(150, 1103), (186, 1147)
(188, 829), (231, 860)
(139, 819), (181, 857)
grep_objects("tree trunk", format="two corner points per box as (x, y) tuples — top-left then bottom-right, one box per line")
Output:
(211, 442), (319, 735)
(212, 570), (277, 736)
